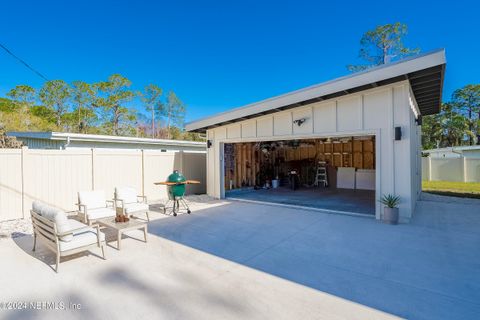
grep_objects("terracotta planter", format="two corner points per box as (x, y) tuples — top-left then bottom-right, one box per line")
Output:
(382, 207), (399, 225)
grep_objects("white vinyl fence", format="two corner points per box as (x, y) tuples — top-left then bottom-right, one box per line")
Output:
(0, 148), (206, 221)
(422, 157), (480, 182)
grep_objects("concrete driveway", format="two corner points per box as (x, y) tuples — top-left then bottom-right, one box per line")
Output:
(1, 195), (479, 319)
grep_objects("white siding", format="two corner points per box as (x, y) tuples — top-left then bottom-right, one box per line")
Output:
(227, 124), (241, 139)
(273, 112), (293, 136)
(257, 116), (273, 137)
(206, 81), (419, 220)
(313, 101), (336, 133)
(337, 96), (362, 131)
(241, 122), (256, 138)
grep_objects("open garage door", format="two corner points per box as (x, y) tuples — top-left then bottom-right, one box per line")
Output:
(224, 136), (376, 215)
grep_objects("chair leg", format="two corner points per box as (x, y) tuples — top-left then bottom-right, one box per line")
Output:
(146, 211), (150, 222)
(55, 253), (60, 273)
(32, 233), (37, 252)
(101, 245), (106, 260)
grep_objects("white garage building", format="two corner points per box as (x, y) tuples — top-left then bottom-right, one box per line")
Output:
(186, 49), (446, 221)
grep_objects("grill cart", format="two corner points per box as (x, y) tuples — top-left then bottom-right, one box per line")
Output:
(154, 170), (200, 216)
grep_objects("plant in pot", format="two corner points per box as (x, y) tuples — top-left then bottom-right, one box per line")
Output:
(379, 194), (400, 225)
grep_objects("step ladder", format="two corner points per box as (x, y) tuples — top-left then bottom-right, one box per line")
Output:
(314, 161), (328, 187)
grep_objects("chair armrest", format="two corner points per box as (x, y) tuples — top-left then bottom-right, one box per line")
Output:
(77, 204), (88, 223)
(106, 200), (115, 208)
(114, 198), (125, 208)
(137, 195), (147, 203)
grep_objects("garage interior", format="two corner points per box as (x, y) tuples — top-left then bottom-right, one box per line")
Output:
(224, 136), (376, 215)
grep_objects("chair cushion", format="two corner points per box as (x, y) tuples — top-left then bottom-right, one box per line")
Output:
(59, 228), (105, 252)
(32, 201), (73, 242)
(124, 202), (149, 214)
(87, 207), (116, 220)
(115, 186), (137, 204)
(78, 190), (106, 209)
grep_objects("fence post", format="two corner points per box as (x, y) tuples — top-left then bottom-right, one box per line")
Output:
(91, 148), (95, 190)
(21, 146), (27, 219)
(428, 156), (432, 181)
(141, 149), (145, 196)
(179, 150), (185, 173)
(463, 157), (467, 183)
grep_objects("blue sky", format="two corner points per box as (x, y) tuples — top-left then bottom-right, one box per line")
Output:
(1, 0), (479, 122)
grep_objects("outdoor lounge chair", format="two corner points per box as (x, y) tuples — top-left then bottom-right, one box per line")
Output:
(77, 190), (116, 225)
(114, 186), (149, 221)
(31, 201), (106, 273)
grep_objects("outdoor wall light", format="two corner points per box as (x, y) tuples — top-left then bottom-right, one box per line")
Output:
(293, 118), (307, 126)
(207, 140), (212, 148)
(415, 115), (422, 125)
(395, 126), (402, 141)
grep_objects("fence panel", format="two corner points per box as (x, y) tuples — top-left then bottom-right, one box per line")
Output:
(465, 158), (480, 183)
(143, 151), (178, 201)
(429, 158), (463, 182)
(421, 157), (430, 181)
(0, 148), (206, 221)
(93, 150), (143, 199)
(183, 152), (207, 195)
(22, 149), (92, 215)
(0, 149), (23, 221)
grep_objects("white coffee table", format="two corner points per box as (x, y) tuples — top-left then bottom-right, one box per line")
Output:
(97, 217), (148, 250)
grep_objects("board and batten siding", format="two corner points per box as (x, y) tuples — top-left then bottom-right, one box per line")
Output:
(206, 81), (422, 221)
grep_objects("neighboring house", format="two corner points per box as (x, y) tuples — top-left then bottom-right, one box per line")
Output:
(186, 49), (446, 222)
(423, 146), (480, 159)
(7, 131), (206, 152)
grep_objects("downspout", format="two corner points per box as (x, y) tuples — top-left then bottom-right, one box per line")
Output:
(63, 136), (71, 150)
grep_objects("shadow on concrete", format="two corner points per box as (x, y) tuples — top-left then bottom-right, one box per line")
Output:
(12, 235), (105, 273)
(146, 199), (480, 320)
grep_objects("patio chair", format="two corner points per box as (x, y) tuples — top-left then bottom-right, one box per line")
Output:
(31, 201), (106, 273)
(77, 190), (116, 225)
(114, 186), (149, 221)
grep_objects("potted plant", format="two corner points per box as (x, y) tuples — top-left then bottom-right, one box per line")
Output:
(379, 194), (400, 224)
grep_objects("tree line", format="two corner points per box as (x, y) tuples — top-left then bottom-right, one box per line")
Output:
(422, 85), (480, 149)
(0, 74), (203, 141)
(348, 22), (480, 149)
(2, 23), (479, 148)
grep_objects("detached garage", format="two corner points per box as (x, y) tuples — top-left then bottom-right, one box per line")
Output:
(186, 49), (446, 221)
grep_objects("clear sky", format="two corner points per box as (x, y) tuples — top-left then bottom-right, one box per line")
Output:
(1, 0), (479, 122)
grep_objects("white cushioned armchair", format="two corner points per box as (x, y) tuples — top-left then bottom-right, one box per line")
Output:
(31, 201), (106, 273)
(114, 186), (149, 221)
(77, 190), (116, 225)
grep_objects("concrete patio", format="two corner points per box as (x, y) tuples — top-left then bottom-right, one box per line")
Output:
(1, 195), (479, 319)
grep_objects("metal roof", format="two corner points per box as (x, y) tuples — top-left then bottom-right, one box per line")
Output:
(7, 131), (206, 148)
(186, 49), (446, 133)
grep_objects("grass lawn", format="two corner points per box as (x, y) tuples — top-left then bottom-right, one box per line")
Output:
(422, 180), (480, 198)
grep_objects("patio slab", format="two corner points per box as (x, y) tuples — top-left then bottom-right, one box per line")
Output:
(1, 195), (480, 319)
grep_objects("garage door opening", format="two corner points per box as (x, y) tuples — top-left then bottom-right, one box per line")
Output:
(224, 136), (376, 215)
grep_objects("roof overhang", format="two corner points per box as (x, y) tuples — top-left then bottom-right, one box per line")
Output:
(186, 49), (446, 133)
(7, 132), (206, 148)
